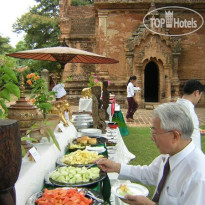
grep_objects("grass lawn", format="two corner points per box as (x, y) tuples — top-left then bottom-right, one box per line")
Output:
(123, 126), (205, 199)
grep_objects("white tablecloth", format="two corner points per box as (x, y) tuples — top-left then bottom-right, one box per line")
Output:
(104, 128), (135, 205)
(15, 121), (77, 205)
(79, 98), (113, 122)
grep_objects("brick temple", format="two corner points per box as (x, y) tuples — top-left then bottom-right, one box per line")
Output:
(59, 0), (205, 108)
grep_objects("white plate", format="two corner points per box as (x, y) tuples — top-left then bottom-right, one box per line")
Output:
(81, 128), (102, 136)
(86, 146), (106, 153)
(112, 183), (149, 199)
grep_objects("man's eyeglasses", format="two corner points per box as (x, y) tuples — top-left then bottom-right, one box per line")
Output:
(150, 127), (173, 137)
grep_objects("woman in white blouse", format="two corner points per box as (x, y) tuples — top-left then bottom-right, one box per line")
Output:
(126, 75), (138, 122)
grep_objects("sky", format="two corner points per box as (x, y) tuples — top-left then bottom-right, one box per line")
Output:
(0, 0), (37, 47)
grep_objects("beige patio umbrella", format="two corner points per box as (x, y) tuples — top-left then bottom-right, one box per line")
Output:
(7, 44), (118, 67)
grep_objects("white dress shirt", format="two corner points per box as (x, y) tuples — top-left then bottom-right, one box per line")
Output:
(119, 142), (205, 205)
(176, 98), (201, 149)
(127, 82), (135, 97)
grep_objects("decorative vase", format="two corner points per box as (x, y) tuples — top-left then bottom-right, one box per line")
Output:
(7, 74), (38, 150)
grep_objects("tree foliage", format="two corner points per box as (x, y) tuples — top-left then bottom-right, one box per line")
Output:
(12, 0), (93, 74)
(0, 35), (14, 54)
(13, 0), (60, 49)
(13, 0), (61, 73)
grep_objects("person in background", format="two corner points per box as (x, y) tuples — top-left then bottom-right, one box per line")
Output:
(176, 79), (204, 149)
(52, 83), (67, 101)
(126, 75), (138, 122)
(96, 102), (205, 205)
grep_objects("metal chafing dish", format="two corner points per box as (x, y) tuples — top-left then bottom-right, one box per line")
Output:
(72, 113), (93, 130)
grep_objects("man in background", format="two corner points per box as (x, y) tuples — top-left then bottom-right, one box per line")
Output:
(52, 83), (67, 101)
(51, 83), (71, 125)
(176, 79), (204, 149)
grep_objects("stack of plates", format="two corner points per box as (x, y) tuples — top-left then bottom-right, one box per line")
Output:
(72, 114), (93, 130)
(81, 128), (102, 137)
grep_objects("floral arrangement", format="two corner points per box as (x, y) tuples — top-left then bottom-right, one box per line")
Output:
(26, 73), (55, 118)
(88, 73), (111, 88)
(26, 73), (60, 151)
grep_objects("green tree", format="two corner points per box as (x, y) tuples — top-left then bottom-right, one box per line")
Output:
(15, 40), (29, 52)
(12, 0), (93, 74)
(0, 35), (19, 74)
(0, 35), (14, 54)
(13, 0), (60, 49)
(13, 0), (61, 73)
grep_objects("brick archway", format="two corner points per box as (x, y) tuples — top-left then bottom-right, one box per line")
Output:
(125, 23), (181, 107)
(144, 61), (159, 102)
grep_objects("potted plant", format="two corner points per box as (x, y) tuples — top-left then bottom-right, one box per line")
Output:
(26, 73), (55, 119)
(26, 73), (61, 150)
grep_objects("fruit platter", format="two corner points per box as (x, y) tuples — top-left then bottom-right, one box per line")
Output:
(26, 187), (104, 205)
(45, 166), (106, 187)
(56, 150), (104, 167)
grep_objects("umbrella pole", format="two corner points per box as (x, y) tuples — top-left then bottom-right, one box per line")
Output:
(59, 63), (66, 82)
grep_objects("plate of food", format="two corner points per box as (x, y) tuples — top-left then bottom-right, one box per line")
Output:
(26, 187), (104, 205)
(106, 140), (117, 146)
(47, 166), (106, 187)
(112, 183), (149, 199)
(56, 149), (104, 167)
(68, 143), (86, 152)
(72, 136), (107, 146)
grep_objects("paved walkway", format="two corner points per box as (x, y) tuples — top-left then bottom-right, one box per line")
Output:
(71, 106), (205, 127)
(120, 108), (205, 127)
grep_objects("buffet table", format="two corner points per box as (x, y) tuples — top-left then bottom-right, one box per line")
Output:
(15, 122), (135, 205)
(15, 121), (77, 205)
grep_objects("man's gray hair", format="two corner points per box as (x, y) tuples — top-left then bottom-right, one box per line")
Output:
(153, 102), (194, 140)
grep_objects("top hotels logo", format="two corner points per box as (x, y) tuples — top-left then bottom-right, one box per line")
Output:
(143, 6), (204, 36)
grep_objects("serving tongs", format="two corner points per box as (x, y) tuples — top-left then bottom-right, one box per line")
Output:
(82, 188), (104, 204)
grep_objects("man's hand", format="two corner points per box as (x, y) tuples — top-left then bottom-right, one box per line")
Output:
(121, 195), (155, 205)
(95, 158), (121, 173)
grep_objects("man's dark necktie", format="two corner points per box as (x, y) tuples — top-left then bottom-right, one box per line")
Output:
(152, 158), (170, 203)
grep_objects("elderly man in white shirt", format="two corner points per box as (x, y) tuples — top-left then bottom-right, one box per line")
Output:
(176, 79), (204, 149)
(96, 102), (205, 205)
